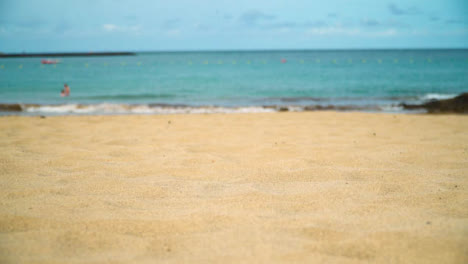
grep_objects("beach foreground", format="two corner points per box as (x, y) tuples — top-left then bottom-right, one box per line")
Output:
(0, 112), (467, 263)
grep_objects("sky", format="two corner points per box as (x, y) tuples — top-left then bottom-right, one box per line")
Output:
(0, 0), (467, 52)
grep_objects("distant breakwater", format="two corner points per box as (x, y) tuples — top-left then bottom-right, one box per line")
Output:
(0, 52), (136, 58)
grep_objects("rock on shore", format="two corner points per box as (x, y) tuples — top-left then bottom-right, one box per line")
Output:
(401, 93), (468, 113)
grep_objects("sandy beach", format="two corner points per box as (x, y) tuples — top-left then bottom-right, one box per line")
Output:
(0, 112), (467, 263)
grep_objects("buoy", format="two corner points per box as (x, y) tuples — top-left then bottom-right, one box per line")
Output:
(281, 58), (287, 63)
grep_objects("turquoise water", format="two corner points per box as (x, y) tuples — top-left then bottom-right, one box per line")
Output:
(0, 49), (467, 114)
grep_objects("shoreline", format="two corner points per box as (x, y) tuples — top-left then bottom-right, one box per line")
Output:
(0, 102), (421, 115)
(1, 93), (465, 115)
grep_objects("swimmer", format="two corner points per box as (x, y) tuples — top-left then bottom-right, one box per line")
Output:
(61, 83), (70, 97)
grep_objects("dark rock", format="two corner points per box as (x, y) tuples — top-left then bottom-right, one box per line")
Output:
(0, 103), (23, 112)
(304, 105), (334, 111)
(400, 93), (468, 113)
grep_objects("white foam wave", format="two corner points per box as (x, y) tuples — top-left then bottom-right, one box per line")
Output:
(420, 93), (457, 101)
(13, 102), (415, 115)
(24, 103), (276, 115)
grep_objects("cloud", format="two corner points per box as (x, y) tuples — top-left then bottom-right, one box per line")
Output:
(258, 20), (328, 30)
(361, 18), (379, 27)
(304, 20), (328, 28)
(370, 28), (397, 37)
(239, 10), (276, 26)
(162, 18), (180, 29)
(445, 19), (464, 24)
(388, 3), (421, 16)
(360, 18), (409, 28)
(306, 26), (360, 36)
(102, 24), (140, 33)
(305, 26), (398, 37)
(388, 3), (404, 15)
(194, 23), (211, 31)
(103, 24), (118, 31)
(262, 21), (297, 29)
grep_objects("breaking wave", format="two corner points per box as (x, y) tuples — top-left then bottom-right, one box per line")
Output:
(419, 93), (458, 101)
(0, 103), (389, 115)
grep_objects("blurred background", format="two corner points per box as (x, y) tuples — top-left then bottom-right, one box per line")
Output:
(0, 0), (467, 115)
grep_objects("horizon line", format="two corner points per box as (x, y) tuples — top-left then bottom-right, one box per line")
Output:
(2, 47), (468, 55)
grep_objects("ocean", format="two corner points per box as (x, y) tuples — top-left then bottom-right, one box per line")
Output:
(0, 49), (467, 115)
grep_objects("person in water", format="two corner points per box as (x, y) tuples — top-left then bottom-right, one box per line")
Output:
(61, 83), (70, 97)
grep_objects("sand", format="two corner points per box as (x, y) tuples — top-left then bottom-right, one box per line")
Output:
(0, 112), (467, 263)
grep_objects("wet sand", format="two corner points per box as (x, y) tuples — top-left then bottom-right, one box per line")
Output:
(0, 112), (467, 263)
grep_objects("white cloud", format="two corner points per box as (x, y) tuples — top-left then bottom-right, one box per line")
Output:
(370, 29), (397, 37)
(305, 26), (398, 37)
(103, 24), (118, 32)
(102, 24), (141, 33)
(240, 10), (276, 26)
(306, 27), (360, 36)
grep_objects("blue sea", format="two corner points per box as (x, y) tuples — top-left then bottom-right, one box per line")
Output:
(0, 49), (467, 115)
